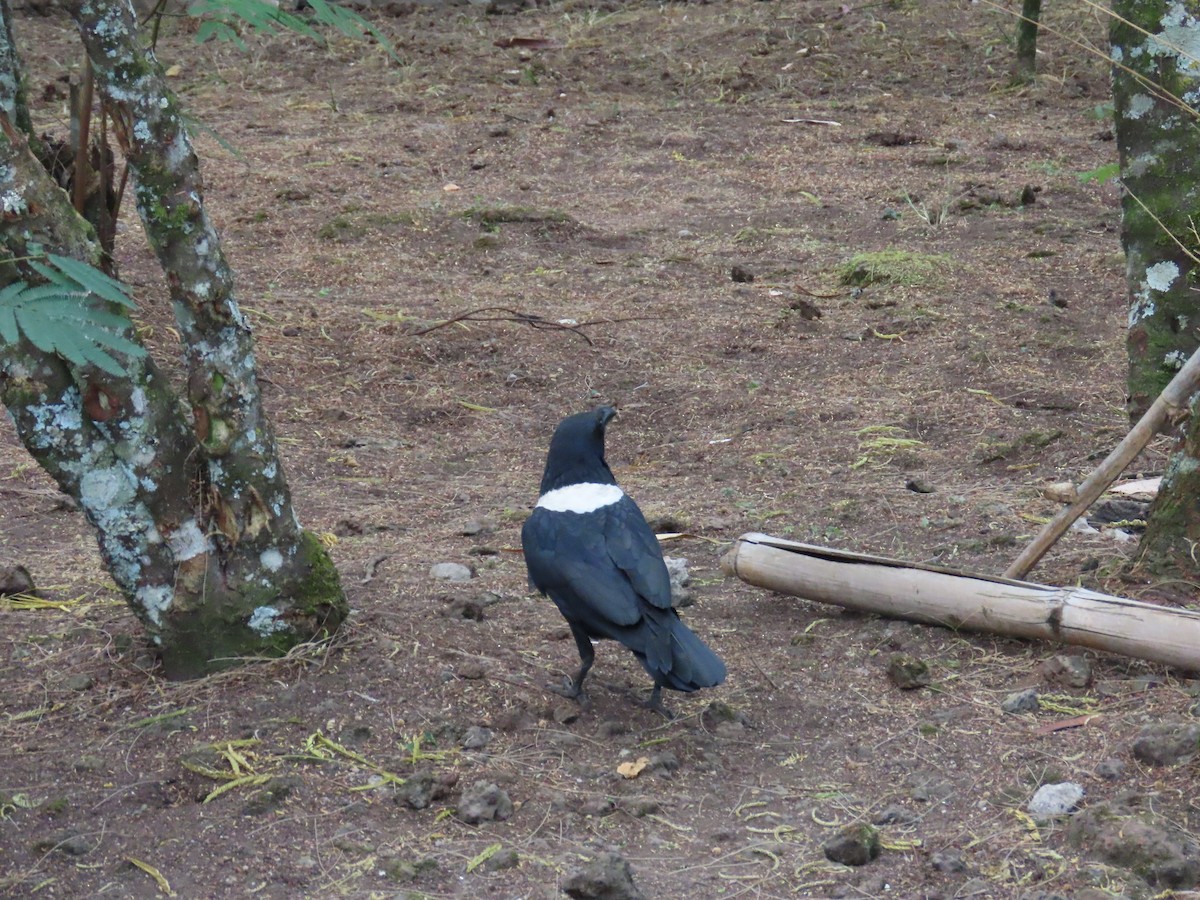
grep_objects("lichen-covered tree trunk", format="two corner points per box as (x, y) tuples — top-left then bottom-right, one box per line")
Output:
(1110, 0), (1200, 420)
(1015, 0), (1042, 81)
(0, 0), (346, 677)
(1112, 2), (1200, 574)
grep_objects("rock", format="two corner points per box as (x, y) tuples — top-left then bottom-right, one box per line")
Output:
(1042, 482), (1078, 503)
(0, 564), (35, 597)
(1095, 757), (1125, 780)
(823, 824), (881, 867)
(873, 805), (918, 826)
(1069, 800), (1200, 888)
(242, 776), (299, 816)
(1027, 782), (1084, 820)
(440, 596), (485, 620)
(430, 562), (473, 582)
(907, 772), (954, 803)
(562, 850), (645, 900)
(484, 847), (520, 871)
(395, 770), (453, 810)
(64, 673), (94, 692)
(462, 726), (493, 750)
(34, 831), (93, 856)
(930, 849), (967, 873)
(460, 517), (494, 536)
(1132, 722), (1200, 766)
(1001, 688), (1040, 714)
(380, 856), (438, 883)
(701, 701), (750, 731)
(730, 265), (755, 283)
(624, 797), (661, 818)
(905, 477), (936, 494)
(552, 702), (580, 725)
(663, 556), (692, 607)
(887, 654), (931, 690)
(647, 751), (680, 775)
(1039, 654), (1093, 688)
(457, 781), (513, 825)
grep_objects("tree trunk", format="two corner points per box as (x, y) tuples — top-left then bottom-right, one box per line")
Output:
(0, 0), (347, 677)
(1110, 1), (1200, 420)
(1015, 0), (1042, 81)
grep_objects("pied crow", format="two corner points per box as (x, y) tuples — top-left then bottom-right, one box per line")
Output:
(522, 405), (725, 715)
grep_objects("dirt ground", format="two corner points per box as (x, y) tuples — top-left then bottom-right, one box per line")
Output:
(3, 0), (1199, 897)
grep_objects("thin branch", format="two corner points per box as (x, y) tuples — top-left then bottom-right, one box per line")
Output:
(405, 306), (664, 345)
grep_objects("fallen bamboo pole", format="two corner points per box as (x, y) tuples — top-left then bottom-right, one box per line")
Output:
(1004, 345), (1200, 579)
(722, 533), (1200, 671)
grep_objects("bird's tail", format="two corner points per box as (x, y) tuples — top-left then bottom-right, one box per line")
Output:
(660, 615), (726, 692)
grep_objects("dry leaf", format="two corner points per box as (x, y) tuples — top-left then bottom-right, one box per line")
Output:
(165, 64), (182, 77)
(617, 756), (650, 779)
(443, 183), (461, 192)
(1034, 714), (1099, 736)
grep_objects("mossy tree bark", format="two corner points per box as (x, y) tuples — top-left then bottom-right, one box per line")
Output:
(0, 0), (346, 677)
(1110, 0), (1200, 420)
(1110, 2), (1200, 574)
(1015, 0), (1042, 81)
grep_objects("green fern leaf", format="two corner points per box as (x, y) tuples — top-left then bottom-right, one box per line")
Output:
(14, 305), (59, 354)
(27, 259), (74, 287)
(73, 340), (127, 377)
(305, 0), (400, 61)
(0, 304), (17, 345)
(46, 255), (137, 309)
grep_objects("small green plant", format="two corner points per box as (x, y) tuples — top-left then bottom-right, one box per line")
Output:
(181, 0), (400, 61)
(0, 254), (146, 376)
(838, 250), (952, 287)
(851, 425), (925, 469)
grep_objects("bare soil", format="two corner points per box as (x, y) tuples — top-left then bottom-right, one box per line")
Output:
(3, 1), (1198, 898)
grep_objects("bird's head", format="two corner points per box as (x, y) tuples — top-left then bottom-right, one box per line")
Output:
(539, 405), (618, 493)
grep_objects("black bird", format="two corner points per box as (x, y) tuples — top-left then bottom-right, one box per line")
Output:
(522, 406), (726, 715)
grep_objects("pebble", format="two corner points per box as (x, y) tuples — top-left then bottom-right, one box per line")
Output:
(457, 781), (513, 824)
(562, 850), (645, 900)
(1027, 782), (1084, 820)
(823, 825), (881, 866)
(1131, 722), (1200, 766)
(429, 562), (473, 582)
(1039, 654), (1093, 688)
(461, 726), (493, 750)
(1001, 688), (1040, 714)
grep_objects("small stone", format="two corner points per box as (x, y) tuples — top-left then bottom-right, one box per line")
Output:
(1042, 482), (1077, 503)
(663, 556), (692, 608)
(484, 847), (520, 871)
(462, 726), (493, 750)
(430, 562), (473, 582)
(823, 824), (881, 867)
(242, 776), (299, 816)
(1001, 688), (1040, 714)
(1027, 782), (1084, 820)
(460, 518), (494, 536)
(552, 703), (580, 725)
(562, 851), (645, 900)
(64, 673), (94, 692)
(730, 265), (755, 283)
(1069, 801), (1200, 888)
(395, 770), (453, 810)
(930, 849), (967, 874)
(625, 797), (661, 817)
(1020, 183), (1039, 206)
(34, 831), (92, 857)
(647, 751), (680, 774)
(1095, 757), (1125, 780)
(905, 477), (935, 494)
(0, 564), (35, 597)
(873, 805), (918, 826)
(887, 654), (931, 690)
(457, 781), (513, 825)
(1132, 722), (1200, 766)
(1040, 654), (1093, 688)
(456, 661), (487, 680)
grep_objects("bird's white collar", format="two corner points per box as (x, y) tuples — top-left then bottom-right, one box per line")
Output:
(536, 482), (624, 514)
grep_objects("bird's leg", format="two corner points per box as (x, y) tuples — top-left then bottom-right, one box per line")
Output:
(644, 681), (675, 720)
(549, 625), (595, 705)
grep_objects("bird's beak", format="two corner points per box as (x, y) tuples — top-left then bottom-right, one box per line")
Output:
(596, 405), (617, 427)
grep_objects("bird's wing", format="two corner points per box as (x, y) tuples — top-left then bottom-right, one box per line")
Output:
(522, 508), (643, 627)
(602, 496), (674, 610)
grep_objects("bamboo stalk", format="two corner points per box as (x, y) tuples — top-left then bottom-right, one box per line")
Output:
(723, 533), (1200, 671)
(1004, 345), (1200, 579)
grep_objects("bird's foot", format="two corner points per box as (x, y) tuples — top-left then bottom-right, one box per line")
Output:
(548, 677), (589, 707)
(644, 687), (675, 720)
